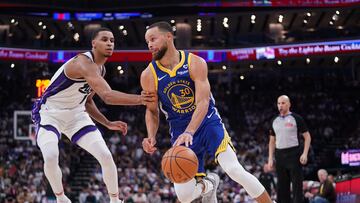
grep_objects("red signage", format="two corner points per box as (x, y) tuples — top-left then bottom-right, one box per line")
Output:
(107, 51), (152, 62)
(0, 49), (48, 61)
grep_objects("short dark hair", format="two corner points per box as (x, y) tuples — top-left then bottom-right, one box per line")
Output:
(91, 27), (112, 40)
(147, 21), (173, 34)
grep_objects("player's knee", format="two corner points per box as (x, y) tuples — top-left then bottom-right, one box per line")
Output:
(97, 149), (114, 165)
(42, 148), (59, 165)
(220, 161), (246, 180)
(43, 151), (58, 165)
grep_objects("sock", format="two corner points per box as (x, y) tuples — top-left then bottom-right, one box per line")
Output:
(201, 178), (214, 194)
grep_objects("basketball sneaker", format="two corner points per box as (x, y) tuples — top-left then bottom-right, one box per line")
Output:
(56, 195), (71, 203)
(110, 200), (124, 203)
(201, 172), (220, 203)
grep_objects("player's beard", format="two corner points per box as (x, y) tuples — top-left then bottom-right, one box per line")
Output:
(153, 45), (167, 60)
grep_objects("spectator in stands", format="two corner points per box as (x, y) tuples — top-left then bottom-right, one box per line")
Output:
(305, 169), (336, 203)
(258, 163), (276, 196)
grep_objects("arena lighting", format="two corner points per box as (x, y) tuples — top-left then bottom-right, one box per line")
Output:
(334, 56), (339, 63)
(146, 26), (149, 29)
(73, 33), (80, 41)
(222, 65), (227, 70)
(277, 60), (282, 65)
(197, 19), (202, 32)
(336, 10), (340, 15)
(67, 22), (73, 28)
(306, 12), (311, 17)
(119, 70), (124, 74)
(303, 19), (308, 24)
(10, 63), (15, 68)
(249, 64), (254, 69)
(122, 30), (128, 36)
(170, 19), (175, 24)
(240, 75), (245, 80)
(172, 26), (176, 31)
(118, 25), (124, 30)
(117, 65), (122, 70)
(306, 58), (311, 64)
(49, 34), (55, 40)
(329, 21), (334, 25)
(332, 14), (339, 21)
(278, 15), (283, 23)
(10, 19), (15, 24)
(223, 17), (229, 28)
(251, 14), (256, 24)
(42, 25), (47, 30)
(38, 21), (43, 26)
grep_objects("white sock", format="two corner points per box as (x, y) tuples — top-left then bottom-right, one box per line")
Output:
(56, 192), (70, 203)
(109, 193), (119, 203)
(174, 178), (203, 203)
(201, 178), (214, 194)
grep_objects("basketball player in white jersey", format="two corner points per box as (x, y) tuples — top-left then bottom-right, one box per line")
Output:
(31, 27), (154, 203)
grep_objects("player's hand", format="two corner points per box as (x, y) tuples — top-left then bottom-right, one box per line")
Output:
(141, 91), (157, 105)
(106, 121), (127, 135)
(142, 137), (157, 154)
(300, 153), (308, 165)
(268, 159), (274, 169)
(174, 132), (193, 147)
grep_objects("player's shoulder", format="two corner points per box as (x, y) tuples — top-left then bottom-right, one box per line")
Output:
(141, 64), (155, 81)
(69, 54), (96, 70)
(188, 52), (205, 64)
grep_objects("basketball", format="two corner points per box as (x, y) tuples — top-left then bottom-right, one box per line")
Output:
(161, 146), (199, 183)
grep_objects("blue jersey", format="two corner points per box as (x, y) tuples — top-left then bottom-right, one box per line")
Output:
(149, 51), (234, 175)
(149, 51), (221, 138)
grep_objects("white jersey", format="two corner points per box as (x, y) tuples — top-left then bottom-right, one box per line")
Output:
(31, 51), (106, 144)
(40, 51), (105, 110)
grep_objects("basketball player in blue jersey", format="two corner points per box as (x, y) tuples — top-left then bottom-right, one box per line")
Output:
(140, 22), (272, 203)
(31, 27), (154, 203)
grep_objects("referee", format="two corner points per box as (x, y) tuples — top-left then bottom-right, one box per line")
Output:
(268, 95), (311, 203)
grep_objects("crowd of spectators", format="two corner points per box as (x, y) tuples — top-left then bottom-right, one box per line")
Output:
(0, 65), (359, 202)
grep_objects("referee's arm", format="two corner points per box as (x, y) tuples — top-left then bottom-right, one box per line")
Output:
(295, 113), (311, 165)
(300, 131), (311, 165)
(268, 129), (276, 169)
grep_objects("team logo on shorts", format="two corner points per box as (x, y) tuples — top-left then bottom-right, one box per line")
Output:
(163, 80), (195, 114)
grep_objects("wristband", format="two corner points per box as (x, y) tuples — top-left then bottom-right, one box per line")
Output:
(184, 131), (194, 136)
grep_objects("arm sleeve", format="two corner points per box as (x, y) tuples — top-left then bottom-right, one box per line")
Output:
(293, 113), (309, 133)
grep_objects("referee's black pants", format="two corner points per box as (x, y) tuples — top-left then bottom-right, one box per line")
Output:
(275, 146), (304, 203)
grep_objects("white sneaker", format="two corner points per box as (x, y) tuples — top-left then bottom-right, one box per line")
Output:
(201, 172), (220, 203)
(110, 199), (124, 203)
(56, 195), (71, 203)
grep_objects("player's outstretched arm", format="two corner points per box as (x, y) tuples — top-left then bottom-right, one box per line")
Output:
(140, 66), (159, 154)
(85, 92), (127, 135)
(70, 55), (155, 105)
